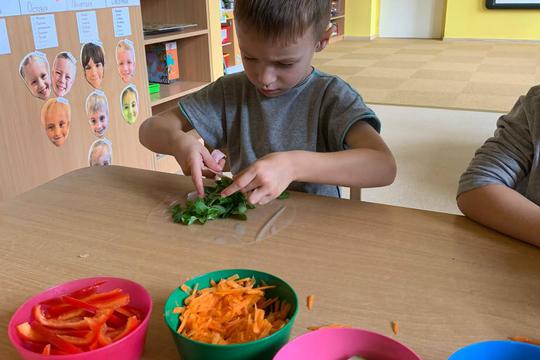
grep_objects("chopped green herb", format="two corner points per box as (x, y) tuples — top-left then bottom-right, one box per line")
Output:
(171, 178), (288, 225)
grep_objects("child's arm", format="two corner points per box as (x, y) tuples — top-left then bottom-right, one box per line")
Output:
(456, 87), (539, 246)
(457, 185), (540, 246)
(221, 121), (396, 204)
(139, 107), (222, 196)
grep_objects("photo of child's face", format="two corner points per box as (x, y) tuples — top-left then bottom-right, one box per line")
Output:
(85, 58), (104, 89)
(86, 91), (110, 138)
(116, 46), (135, 83)
(89, 110), (108, 138)
(20, 54), (51, 100)
(82, 43), (105, 89)
(41, 100), (71, 147)
(121, 87), (139, 125)
(89, 140), (112, 166)
(52, 54), (76, 97)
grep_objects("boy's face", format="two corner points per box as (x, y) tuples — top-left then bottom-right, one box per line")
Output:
(84, 58), (104, 89)
(237, 25), (320, 97)
(52, 57), (75, 97)
(117, 49), (135, 83)
(122, 91), (138, 124)
(88, 109), (109, 137)
(45, 105), (70, 147)
(90, 145), (111, 166)
(24, 59), (51, 100)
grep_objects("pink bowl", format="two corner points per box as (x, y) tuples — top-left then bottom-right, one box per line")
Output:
(7, 276), (152, 360)
(273, 328), (422, 360)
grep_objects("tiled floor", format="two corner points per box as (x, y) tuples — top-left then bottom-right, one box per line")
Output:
(317, 39), (520, 214)
(314, 38), (540, 113)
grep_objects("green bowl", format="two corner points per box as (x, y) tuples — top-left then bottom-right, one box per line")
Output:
(164, 269), (298, 360)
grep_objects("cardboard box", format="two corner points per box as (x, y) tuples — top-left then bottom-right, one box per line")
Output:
(145, 41), (180, 84)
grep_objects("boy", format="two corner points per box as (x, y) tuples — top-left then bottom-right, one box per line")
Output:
(139, 0), (396, 205)
(52, 52), (76, 97)
(82, 42), (105, 89)
(116, 39), (136, 83)
(121, 85), (139, 125)
(41, 98), (70, 147)
(89, 139), (112, 166)
(19, 52), (51, 100)
(457, 86), (540, 247)
(86, 90), (109, 138)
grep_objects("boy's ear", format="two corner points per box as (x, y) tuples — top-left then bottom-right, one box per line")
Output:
(315, 23), (334, 52)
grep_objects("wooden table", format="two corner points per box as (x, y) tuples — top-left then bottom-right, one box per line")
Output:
(1, 166), (539, 359)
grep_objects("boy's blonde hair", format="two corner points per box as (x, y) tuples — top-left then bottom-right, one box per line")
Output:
(19, 52), (49, 79)
(40, 98), (71, 128)
(234, 0), (331, 44)
(86, 91), (109, 116)
(117, 39), (135, 54)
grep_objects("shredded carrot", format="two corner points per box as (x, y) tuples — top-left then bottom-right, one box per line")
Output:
(307, 323), (352, 331)
(177, 276), (290, 344)
(180, 284), (192, 294)
(509, 336), (540, 346)
(391, 320), (399, 335)
(172, 307), (184, 314)
(306, 295), (314, 311)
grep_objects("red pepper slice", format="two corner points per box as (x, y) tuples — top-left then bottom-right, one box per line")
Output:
(55, 309), (112, 347)
(62, 295), (126, 328)
(115, 305), (143, 320)
(42, 344), (51, 355)
(16, 322), (47, 343)
(33, 305), (89, 329)
(30, 321), (83, 354)
(112, 316), (140, 342)
(40, 281), (106, 307)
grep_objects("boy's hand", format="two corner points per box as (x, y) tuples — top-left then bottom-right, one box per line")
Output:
(221, 152), (295, 205)
(172, 133), (223, 197)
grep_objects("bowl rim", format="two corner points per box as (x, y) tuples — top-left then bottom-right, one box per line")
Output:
(449, 339), (540, 358)
(7, 276), (153, 359)
(274, 327), (422, 359)
(163, 268), (299, 349)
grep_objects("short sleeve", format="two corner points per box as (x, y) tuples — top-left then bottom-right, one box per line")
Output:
(319, 77), (381, 152)
(458, 92), (535, 196)
(178, 78), (226, 149)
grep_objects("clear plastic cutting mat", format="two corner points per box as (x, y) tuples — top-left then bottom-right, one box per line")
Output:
(146, 191), (296, 245)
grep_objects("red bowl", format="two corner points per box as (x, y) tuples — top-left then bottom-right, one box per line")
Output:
(7, 277), (152, 360)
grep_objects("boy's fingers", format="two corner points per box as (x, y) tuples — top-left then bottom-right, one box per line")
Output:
(201, 148), (220, 171)
(190, 158), (205, 197)
(221, 172), (257, 197)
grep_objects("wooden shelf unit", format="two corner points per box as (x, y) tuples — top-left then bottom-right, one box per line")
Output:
(330, 0), (346, 42)
(221, 9), (241, 70)
(140, 0), (218, 174)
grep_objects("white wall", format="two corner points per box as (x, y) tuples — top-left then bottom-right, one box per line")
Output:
(380, 0), (445, 39)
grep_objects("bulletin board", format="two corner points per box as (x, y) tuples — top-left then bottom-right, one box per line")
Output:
(0, 1), (153, 201)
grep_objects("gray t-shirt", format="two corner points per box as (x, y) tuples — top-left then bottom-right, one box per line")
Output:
(179, 69), (380, 197)
(458, 85), (540, 204)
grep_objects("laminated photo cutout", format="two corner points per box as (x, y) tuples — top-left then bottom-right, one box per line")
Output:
(116, 39), (136, 83)
(88, 138), (112, 167)
(52, 51), (77, 97)
(85, 90), (109, 138)
(120, 84), (139, 125)
(41, 97), (71, 147)
(81, 42), (105, 89)
(19, 51), (52, 100)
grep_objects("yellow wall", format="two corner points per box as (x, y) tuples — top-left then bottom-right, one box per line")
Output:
(444, 0), (540, 40)
(370, 0), (380, 37)
(345, 0), (374, 38)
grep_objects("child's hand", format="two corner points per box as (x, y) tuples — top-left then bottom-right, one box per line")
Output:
(221, 153), (295, 205)
(172, 134), (223, 197)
